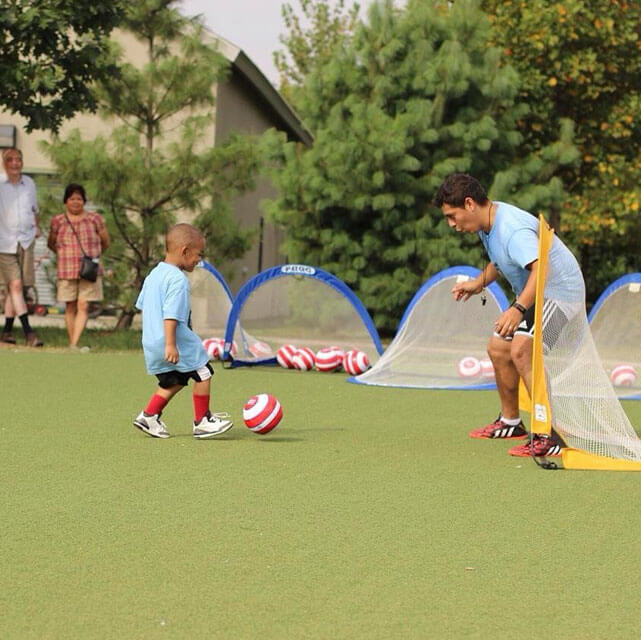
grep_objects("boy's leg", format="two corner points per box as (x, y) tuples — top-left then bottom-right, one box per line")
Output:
(147, 383), (182, 413)
(192, 377), (212, 423)
(191, 371), (233, 438)
(134, 384), (182, 439)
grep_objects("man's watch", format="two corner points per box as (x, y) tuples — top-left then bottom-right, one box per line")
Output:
(511, 301), (527, 314)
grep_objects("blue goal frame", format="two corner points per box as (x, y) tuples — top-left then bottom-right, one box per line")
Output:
(223, 264), (384, 366)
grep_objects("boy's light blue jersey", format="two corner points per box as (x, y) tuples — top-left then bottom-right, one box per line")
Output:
(478, 201), (584, 303)
(135, 261), (208, 374)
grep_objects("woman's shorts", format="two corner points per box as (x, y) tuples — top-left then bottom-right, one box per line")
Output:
(57, 276), (104, 302)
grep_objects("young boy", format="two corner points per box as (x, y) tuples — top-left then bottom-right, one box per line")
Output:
(133, 223), (232, 439)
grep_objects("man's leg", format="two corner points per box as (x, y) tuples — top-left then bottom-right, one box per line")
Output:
(489, 334), (521, 419)
(7, 278), (41, 345)
(509, 333), (563, 457)
(2, 292), (16, 343)
(468, 334), (528, 439)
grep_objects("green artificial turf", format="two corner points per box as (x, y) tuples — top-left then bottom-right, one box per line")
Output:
(2, 350), (641, 639)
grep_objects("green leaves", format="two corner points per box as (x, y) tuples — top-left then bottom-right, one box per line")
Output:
(40, 1), (258, 325)
(267, 0), (576, 332)
(0, 0), (125, 131)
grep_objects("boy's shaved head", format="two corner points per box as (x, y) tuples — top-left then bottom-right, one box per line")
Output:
(166, 223), (204, 251)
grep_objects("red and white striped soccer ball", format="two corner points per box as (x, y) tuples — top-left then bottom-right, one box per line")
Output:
(611, 364), (637, 387)
(202, 337), (224, 360)
(249, 341), (273, 358)
(276, 344), (298, 368)
(479, 357), (495, 379)
(343, 349), (370, 375)
(315, 347), (343, 372)
(243, 393), (283, 434)
(458, 356), (481, 378)
(291, 347), (316, 371)
(330, 346), (345, 366)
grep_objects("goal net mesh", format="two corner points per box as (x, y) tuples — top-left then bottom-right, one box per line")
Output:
(188, 263), (232, 341)
(541, 276), (641, 461)
(353, 268), (508, 389)
(588, 276), (641, 400)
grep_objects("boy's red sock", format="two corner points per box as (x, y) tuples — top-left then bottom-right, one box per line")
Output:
(193, 394), (210, 423)
(145, 393), (168, 416)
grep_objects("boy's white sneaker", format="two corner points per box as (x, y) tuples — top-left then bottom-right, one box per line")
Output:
(193, 411), (233, 439)
(133, 412), (171, 438)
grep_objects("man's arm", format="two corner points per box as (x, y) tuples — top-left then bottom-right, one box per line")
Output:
(494, 259), (538, 337)
(452, 262), (500, 301)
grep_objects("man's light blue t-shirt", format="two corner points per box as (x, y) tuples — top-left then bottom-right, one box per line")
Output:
(135, 262), (208, 374)
(478, 202), (585, 303)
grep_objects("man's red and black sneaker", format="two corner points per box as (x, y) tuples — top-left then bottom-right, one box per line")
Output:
(469, 415), (528, 440)
(508, 433), (563, 457)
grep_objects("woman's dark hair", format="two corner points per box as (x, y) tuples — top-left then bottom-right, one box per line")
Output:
(434, 173), (488, 207)
(63, 183), (87, 204)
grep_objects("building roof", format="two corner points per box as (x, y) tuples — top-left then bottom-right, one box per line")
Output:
(211, 32), (313, 147)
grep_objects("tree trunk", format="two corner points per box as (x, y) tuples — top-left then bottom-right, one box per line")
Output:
(115, 308), (136, 330)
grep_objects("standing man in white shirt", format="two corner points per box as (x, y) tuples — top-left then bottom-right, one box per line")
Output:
(0, 147), (43, 346)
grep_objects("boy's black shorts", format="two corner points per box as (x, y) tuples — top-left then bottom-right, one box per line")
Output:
(155, 363), (213, 389)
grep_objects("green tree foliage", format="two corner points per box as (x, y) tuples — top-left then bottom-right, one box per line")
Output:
(274, 0), (360, 114)
(0, 0), (125, 131)
(41, 0), (259, 328)
(481, 0), (641, 301)
(264, 0), (578, 331)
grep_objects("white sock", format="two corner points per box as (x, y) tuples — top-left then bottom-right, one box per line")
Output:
(500, 416), (521, 426)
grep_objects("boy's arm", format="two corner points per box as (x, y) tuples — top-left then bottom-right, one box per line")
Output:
(164, 319), (179, 363)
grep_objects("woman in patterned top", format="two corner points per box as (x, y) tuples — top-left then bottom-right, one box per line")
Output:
(47, 183), (110, 350)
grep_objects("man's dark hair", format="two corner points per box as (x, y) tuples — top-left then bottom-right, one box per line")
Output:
(63, 183), (87, 203)
(434, 173), (488, 207)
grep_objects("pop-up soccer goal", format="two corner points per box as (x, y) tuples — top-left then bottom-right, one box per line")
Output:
(588, 273), (641, 401)
(223, 264), (384, 366)
(350, 266), (509, 389)
(188, 261), (234, 340)
(525, 218), (641, 471)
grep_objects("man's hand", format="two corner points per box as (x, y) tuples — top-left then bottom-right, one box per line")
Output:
(452, 279), (483, 302)
(494, 307), (524, 338)
(165, 345), (179, 363)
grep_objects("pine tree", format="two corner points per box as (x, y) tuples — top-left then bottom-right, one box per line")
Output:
(264, 0), (577, 331)
(481, 0), (641, 302)
(41, 0), (259, 328)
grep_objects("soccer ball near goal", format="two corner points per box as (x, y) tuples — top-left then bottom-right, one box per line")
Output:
(249, 341), (273, 357)
(457, 356), (481, 378)
(292, 347), (315, 371)
(243, 393), (283, 434)
(343, 349), (370, 375)
(315, 347), (343, 372)
(479, 357), (495, 379)
(202, 337), (224, 360)
(611, 364), (637, 387)
(276, 344), (297, 368)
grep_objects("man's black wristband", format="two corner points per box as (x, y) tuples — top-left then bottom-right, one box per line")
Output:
(511, 301), (527, 314)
